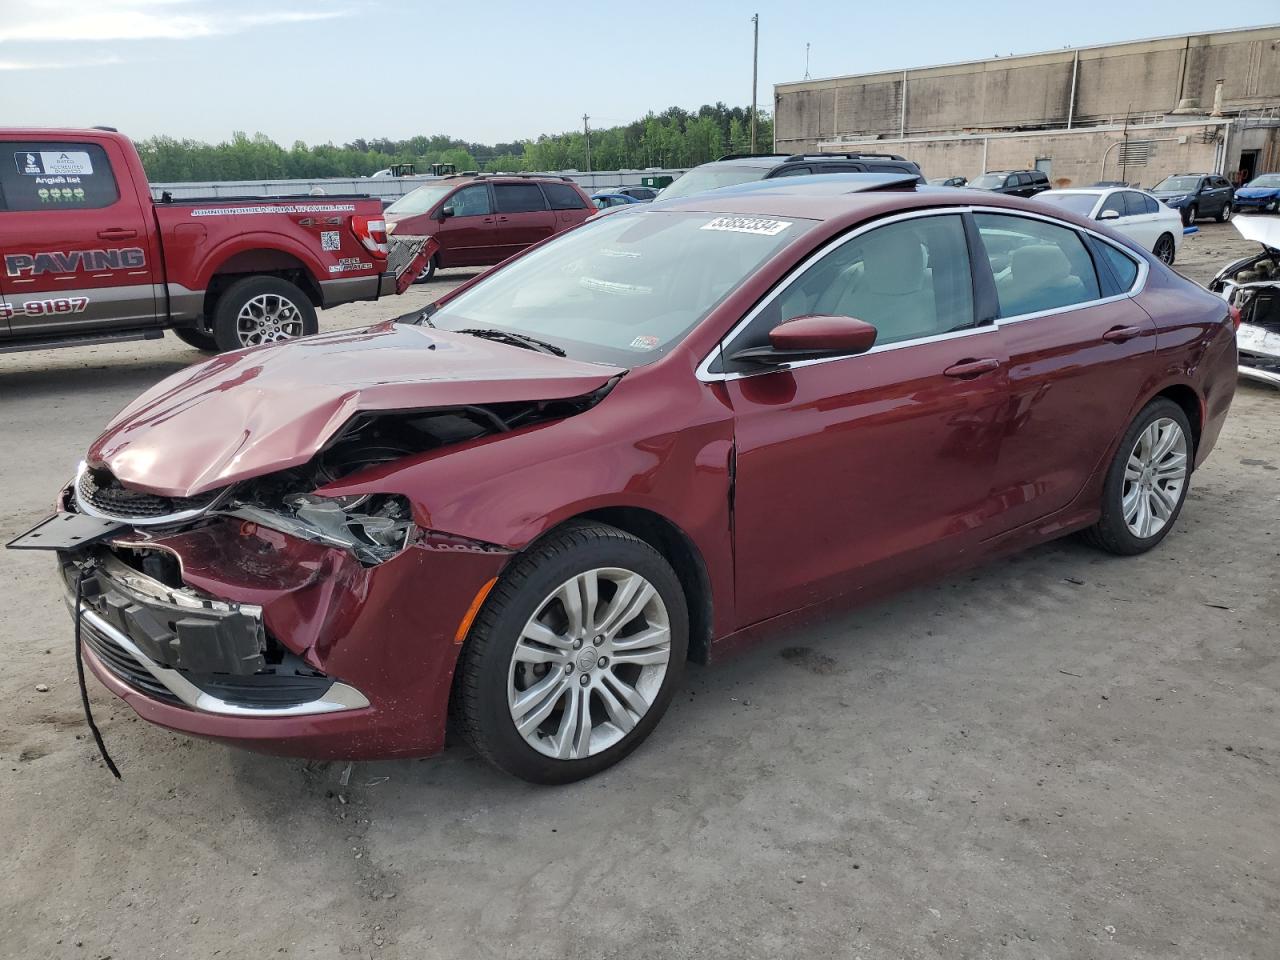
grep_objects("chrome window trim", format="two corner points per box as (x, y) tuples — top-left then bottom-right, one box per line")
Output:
(696, 208), (982, 383)
(695, 204), (1150, 382)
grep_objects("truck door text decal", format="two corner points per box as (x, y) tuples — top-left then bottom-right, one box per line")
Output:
(4, 247), (146, 277)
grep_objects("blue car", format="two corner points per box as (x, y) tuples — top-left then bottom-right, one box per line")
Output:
(591, 192), (644, 210)
(1233, 174), (1280, 213)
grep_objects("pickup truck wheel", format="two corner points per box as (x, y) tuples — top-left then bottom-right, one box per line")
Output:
(414, 255), (438, 283)
(212, 276), (317, 352)
(172, 326), (219, 352)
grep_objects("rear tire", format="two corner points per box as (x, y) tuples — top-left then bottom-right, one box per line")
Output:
(172, 326), (218, 353)
(1153, 233), (1176, 265)
(1082, 398), (1193, 556)
(453, 521), (688, 784)
(210, 276), (317, 353)
(1217, 203), (1233, 223)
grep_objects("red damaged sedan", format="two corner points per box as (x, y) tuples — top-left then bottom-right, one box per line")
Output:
(14, 175), (1237, 783)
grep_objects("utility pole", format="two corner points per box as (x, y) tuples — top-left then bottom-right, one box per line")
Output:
(750, 14), (759, 153)
(583, 114), (591, 173)
(804, 42), (811, 81)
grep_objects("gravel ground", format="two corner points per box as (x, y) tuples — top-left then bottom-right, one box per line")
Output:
(1, 223), (1277, 959)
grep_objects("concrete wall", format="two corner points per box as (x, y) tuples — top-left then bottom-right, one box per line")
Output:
(813, 119), (1280, 189)
(776, 24), (1280, 151)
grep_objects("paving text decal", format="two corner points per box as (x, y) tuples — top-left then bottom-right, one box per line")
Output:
(4, 247), (146, 277)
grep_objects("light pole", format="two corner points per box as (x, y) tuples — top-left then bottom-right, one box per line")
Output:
(750, 13), (759, 153)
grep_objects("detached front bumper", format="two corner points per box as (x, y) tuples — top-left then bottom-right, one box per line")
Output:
(66, 518), (511, 759)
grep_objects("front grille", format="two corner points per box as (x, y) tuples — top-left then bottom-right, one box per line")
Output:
(81, 617), (183, 706)
(76, 466), (223, 523)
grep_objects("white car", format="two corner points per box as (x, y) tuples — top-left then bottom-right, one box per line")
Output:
(1035, 187), (1183, 265)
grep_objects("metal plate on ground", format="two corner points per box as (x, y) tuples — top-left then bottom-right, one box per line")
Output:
(6, 513), (127, 552)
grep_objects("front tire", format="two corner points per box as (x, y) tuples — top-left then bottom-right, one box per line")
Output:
(172, 326), (219, 352)
(453, 521), (688, 784)
(414, 255), (438, 283)
(1183, 204), (1198, 225)
(1082, 398), (1192, 556)
(1153, 233), (1176, 265)
(210, 276), (317, 353)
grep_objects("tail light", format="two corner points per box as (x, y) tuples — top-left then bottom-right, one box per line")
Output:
(351, 216), (389, 258)
(1228, 304), (1242, 331)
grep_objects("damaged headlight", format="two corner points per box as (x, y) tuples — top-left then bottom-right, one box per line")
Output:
(232, 491), (415, 565)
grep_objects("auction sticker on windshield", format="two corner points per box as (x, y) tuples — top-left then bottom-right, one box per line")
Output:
(700, 216), (792, 236)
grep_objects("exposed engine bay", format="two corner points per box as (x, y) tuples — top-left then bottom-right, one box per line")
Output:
(1210, 218), (1280, 387)
(75, 385), (618, 566)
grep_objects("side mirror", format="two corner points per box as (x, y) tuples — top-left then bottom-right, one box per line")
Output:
(729, 315), (878, 366)
(440, 205), (456, 219)
(1098, 209), (1121, 221)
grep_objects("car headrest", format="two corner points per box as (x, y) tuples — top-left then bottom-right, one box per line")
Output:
(1011, 244), (1072, 284)
(864, 230), (926, 295)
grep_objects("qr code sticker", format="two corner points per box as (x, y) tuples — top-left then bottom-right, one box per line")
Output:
(321, 230), (341, 251)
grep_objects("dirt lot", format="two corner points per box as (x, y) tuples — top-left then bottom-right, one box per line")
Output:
(1, 223), (1277, 959)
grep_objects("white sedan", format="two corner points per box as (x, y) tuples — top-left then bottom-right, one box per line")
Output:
(1035, 187), (1183, 265)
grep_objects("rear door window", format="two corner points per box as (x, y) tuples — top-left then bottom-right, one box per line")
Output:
(975, 213), (1102, 317)
(773, 165), (813, 177)
(541, 182), (588, 210)
(1095, 242), (1140, 291)
(0, 141), (119, 211)
(494, 183), (548, 213)
(1121, 191), (1150, 217)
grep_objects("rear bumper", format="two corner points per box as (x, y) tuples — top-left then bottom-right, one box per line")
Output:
(1239, 352), (1280, 386)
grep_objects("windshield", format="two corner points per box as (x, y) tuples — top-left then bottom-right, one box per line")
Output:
(1152, 176), (1200, 193)
(1035, 193), (1098, 216)
(385, 182), (455, 217)
(428, 210), (809, 366)
(969, 174), (1005, 189)
(1246, 174), (1280, 188)
(658, 164), (773, 200)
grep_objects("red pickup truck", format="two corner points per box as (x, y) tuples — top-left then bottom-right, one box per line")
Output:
(0, 128), (431, 354)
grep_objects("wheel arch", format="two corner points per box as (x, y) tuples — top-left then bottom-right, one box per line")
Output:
(541, 506), (714, 664)
(1151, 382), (1203, 456)
(205, 247), (323, 310)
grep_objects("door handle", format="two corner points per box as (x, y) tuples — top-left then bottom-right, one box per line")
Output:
(97, 227), (137, 240)
(495, 216), (509, 222)
(943, 358), (1000, 379)
(1102, 325), (1143, 343)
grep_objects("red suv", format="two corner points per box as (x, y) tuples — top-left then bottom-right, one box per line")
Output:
(384, 174), (595, 281)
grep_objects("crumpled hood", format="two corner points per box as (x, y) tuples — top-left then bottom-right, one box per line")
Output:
(89, 321), (622, 497)
(1231, 215), (1280, 255)
(1237, 186), (1280, 199)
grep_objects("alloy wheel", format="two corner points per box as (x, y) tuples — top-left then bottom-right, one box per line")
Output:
(1154, 236), (1175, 264)
(507, 567), (671, 760)
(1122, 417), (1188, 539)
(1222, 204), (1233, 222)
(235, 293), (305, 347)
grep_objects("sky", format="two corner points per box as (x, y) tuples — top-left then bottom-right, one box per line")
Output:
(0, 1), (1273, 146)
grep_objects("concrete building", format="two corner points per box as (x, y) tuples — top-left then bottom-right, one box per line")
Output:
(774, 24), (1280, 188)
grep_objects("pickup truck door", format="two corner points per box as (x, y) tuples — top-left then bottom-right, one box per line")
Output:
(0, 136), (159, 339)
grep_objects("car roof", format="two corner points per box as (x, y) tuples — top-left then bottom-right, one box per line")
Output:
(650, 173), (1038, 221)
